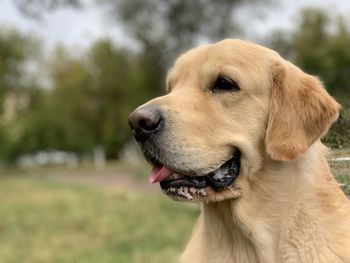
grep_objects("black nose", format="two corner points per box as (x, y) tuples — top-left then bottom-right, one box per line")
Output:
(128, 106), (163, 143)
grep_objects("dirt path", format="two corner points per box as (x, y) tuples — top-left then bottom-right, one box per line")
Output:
(21, 151), (350, 196)
(45, 167), (162, 194)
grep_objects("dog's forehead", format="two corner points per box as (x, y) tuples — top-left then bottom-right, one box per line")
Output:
(176, 40), (274, 67)
(166, 45), (209, 86)
(167, 39), (277, 88)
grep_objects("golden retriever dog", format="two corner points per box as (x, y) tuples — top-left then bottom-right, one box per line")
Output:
(128, 39), (350, 262)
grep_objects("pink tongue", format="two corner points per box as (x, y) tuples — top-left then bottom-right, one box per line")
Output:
(149, 165), (172, 184)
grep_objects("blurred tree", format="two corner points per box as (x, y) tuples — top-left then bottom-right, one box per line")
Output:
(15, 0), (272, 95)
(6, 46), (91, 160)
(14, 0), (81, 19)
(106, 0), (271, 95)
(0, 29), (38, 111)
(15, 0), (269, 60)
(16, 46), (96, 155)
(13, 40), (152, 159)
(0, 122), (14, 162)
(85, 39), (149, 157)
(0, 28), (40, 163)
(322, 108), (350, 148)
(111, 0), (245, 62)
(269, 8), (350, 104)
(268, 8), (350, 148)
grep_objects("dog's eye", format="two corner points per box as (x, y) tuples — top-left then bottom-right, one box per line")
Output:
(212, 76), (239, 92)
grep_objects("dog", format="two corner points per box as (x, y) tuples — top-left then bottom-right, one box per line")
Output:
(129, 39), (350, 262)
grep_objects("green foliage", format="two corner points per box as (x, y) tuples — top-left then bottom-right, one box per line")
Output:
(0, 29), (38, 109)
(336, 174), (350, 195)
(0, 29), (40, 163)
(269, 8), (350, 105)
(323, 108), (350, 148)
(269, 8), (350, 148)
(2, 0), (272, 162)
(0, 122), (16, 163)
(1, 6), (350, 162)
(8, 39), (156, 159)
(104, 0), (268, 95)
(86, 40), (145, 156)
(114, 0), (245, 58)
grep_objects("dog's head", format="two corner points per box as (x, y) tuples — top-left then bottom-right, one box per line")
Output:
(129, 39), (339, 202)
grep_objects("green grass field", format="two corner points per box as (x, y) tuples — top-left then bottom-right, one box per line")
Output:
(0, 174), (199, 263)
(0, 151), (349, 263)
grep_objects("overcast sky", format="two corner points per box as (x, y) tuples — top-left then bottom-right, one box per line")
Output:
(1, 0), (350, 49)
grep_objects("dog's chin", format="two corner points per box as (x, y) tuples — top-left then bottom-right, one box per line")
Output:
(165, 185), (242, 202)
(149, 150), (241, 202)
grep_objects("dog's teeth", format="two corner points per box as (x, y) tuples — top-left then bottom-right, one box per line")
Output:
(178, 186), (185, 196)
(175, 187), (193, 200)
(183, 187), (193, 200)
(189, 187), (196, 193)
(198, 189), (207, 196)
(168, 187), (176, 193)
(196, 189), (205, 195)
(183, 187), (206, 197)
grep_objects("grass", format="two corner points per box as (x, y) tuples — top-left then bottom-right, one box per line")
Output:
(0, 150), (348, 263)
(0, 175), (199, 263)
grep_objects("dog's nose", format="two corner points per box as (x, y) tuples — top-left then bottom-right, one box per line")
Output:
(128, 106), (163, 142)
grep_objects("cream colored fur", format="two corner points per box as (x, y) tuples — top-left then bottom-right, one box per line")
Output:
(140, 39), (350, 262)
(181, 143), (350, 262)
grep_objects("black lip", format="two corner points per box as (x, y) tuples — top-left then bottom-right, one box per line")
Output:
(160, 176), (207, 189)
(160, 151), (241, 192)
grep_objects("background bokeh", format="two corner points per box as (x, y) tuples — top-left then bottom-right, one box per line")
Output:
(0, 0), (349, 262)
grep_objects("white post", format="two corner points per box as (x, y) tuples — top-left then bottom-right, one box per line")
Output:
(93, 145), (106, 170)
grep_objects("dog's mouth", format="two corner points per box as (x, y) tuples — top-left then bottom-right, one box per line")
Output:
(148, 150), (241, 200)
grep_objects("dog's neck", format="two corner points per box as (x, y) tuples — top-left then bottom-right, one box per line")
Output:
(202, 200), (262, 262)
(200, 142), (350, 262)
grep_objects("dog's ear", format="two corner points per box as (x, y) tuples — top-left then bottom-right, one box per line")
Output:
(265, 60), (340, 161)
